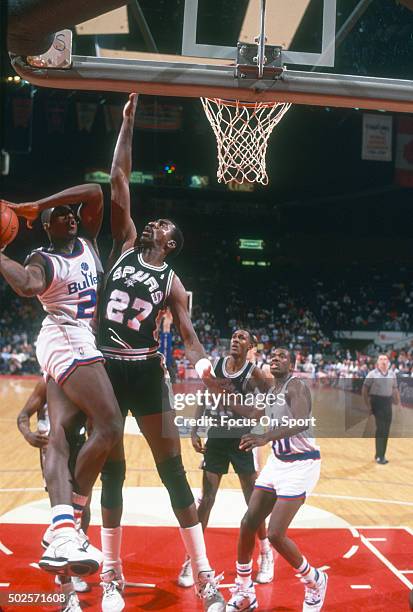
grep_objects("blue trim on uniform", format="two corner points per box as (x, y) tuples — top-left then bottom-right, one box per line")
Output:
(255, 484), (276, 493)
(274, 450), (321, 462)
(277, 492), (306, 500)
(52, 514), (74, 524)
(57, 356), (105, 386)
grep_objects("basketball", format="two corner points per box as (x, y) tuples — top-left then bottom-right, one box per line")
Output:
(0, 203), (19, 248)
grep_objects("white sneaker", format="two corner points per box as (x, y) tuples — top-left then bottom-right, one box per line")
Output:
(55, 575), (90, 593)
(196, 570), (225, 612)
(226, 580), (258, 612)
(62, 591), (82, 612)
(39, 533), (100, 577)
(77, 529), (103, 566)
(302, 570), (328, 612)
(101, 569), (125, 612)
(256, 551), (274, 584)
(178, 557), (194, 587)
(27, 30), (72, 69)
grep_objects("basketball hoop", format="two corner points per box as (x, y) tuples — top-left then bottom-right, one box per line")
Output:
(201, 98), (291, 185)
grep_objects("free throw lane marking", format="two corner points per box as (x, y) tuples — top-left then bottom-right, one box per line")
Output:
(343, 545), (359, 559)
(361, 536), (413, 590)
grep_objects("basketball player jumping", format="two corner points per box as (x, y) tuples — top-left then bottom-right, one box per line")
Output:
(0, 184), (123, 582)
(96, 93), (225, 612)
(178, 329), (273, 588)
(226, 347), (327, 612)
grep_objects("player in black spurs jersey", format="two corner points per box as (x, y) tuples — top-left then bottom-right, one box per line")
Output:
(97, 94), (225, 612)
(178, 330), (273, 588)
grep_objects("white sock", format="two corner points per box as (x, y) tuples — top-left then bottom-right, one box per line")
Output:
(51, 504), (76, 538)
(236, 560), (253, 588)
(259, 537), (271, 554)
(179, 523), (212, 576)
(101, 526), (122, 574)
(297, 556), (319, 585)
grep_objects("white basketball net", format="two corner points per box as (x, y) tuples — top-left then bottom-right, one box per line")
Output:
(201, 98), (291, 185)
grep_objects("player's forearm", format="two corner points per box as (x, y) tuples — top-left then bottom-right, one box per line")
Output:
(191, 403), (205, 434)
(111, 113), (135, 180)
(183, 336), (208, 367)
(17, 413), (31, 438)
(32, 184), (101, 212)
(0, 255), (38, 297)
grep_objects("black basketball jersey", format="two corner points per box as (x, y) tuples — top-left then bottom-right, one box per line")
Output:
(207, 356), (256, 438)
(98, 248), (175, 360)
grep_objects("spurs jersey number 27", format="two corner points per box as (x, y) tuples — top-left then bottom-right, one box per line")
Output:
(98, 249), (175, 360)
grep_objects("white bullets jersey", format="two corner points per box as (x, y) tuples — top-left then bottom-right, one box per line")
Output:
(266, 375), (320, 461)
(29, 238), (102, 331)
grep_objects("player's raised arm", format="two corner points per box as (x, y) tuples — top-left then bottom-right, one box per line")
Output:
(4, 184), (103, 238)
(0, 251), (47, 297)
(110, 93), (138, 258)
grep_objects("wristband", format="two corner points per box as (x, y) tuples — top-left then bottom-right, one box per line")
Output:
(195, 358), (214, 378)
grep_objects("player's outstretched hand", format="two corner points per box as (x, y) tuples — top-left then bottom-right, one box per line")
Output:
(239, 432), (267, 452)
(25, 431), (48, 448)
(191, 431), (204, 454)
(6, 201), (39, 229)
(123, 93), (138, 119)
(201, 363), (235, 395)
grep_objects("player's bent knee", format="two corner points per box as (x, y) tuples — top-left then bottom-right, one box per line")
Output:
(100, 460), (126, 509)
(156, 455), (194, 510)
(241, 510), (260, 533)
(267, 529), (286, 548)
(95, 420), (123, 450)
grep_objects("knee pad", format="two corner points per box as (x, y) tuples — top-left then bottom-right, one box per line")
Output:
(100, 460), (126, 509)
(156, 455), (194, 510)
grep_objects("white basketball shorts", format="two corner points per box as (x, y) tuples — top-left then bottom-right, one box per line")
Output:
(36, 324), (104, 385)
(255, 452), (321, 500)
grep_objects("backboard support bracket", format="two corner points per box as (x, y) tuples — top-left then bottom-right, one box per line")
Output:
(235, 43), (284, 80)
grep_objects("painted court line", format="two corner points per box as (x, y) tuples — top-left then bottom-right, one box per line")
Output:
(29, 563), (40, 570)
(0, 541), (13, 555)
(366, 537), (387, 542)
(401, 571), (413, 574)
(312, 493), (413, 507)
(0, 487), (45, 493)
(361, 536), (413, 590)
(343, 545), (359, 559)
(351, 585), (371, 589)
(350, 527), (360, 538)
(125, 582), (156, 589)
(0, 583), (10, 588)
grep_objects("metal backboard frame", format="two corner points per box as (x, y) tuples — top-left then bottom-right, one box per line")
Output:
(182, 0), (337, 67)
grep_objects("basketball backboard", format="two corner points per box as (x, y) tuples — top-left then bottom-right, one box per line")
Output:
(10, 0), (413, 113)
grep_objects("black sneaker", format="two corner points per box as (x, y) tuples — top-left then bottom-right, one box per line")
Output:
(375, 457), (389, 465)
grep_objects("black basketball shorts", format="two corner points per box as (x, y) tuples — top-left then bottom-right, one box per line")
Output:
(202, 436), (256, 475)
(105, 356), (173, 418)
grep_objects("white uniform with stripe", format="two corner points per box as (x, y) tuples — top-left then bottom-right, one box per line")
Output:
(33, 238), (104, 384)
(255, 375), (321, 500)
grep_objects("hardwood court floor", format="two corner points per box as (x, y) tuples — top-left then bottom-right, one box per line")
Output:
(0, 376), (412, 528)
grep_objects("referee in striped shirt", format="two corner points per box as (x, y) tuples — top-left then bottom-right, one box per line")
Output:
(362, 354), (401, 464)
